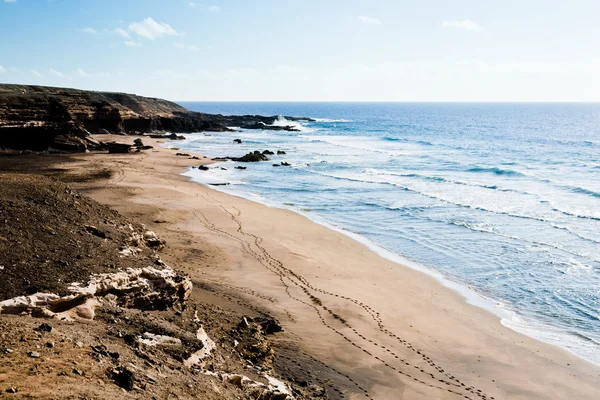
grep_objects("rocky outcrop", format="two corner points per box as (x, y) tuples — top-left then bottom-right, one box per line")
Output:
(0, 84), (314, 152)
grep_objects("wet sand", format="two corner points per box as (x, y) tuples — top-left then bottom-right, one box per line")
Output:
(60, 135), (600, 399)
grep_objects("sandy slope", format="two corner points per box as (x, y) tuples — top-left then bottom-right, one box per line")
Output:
(60, 135), (600, 400)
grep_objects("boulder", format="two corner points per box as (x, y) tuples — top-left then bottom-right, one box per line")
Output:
(107, 142), (132, 154)
(231, 151), (269, 162)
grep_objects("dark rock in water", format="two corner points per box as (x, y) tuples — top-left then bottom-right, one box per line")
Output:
(110, 367), (135, 391)
(208, 183), (230, 186)
(235, 166), (247, 170)
(262, 150), (274, 155)
(233, 139), (242, 144)
(230, 151), (269, 162)
(198, 165), (209, 171)
(277, 150), (286, 155)
(107, 142), (131, 154)
(168, 133), (185, 140)
(36, 323), (53, 333)
(273, 164), (280, 167)
(281, 162), (291, 166)
(220, 167), (227, 170)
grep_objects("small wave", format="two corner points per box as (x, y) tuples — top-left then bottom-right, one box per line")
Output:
(271, 116), (314, 133)
(571, 187), (600, 198)
(468, 167), (525, 177)
(313, 118), (353, 123)
(382, 136), (434, 146)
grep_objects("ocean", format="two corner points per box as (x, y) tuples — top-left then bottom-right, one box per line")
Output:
(176, 102), (600, 365)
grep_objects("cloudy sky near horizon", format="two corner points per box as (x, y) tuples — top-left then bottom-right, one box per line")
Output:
(1, 0), (600, 101)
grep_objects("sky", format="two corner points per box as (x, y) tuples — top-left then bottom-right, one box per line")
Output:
(1, 0), (600, 101)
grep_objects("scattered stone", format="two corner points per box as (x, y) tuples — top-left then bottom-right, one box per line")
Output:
(46, 341), (55, 348)
(4, 348), (14, 354)
(84, 225), (107, 239)
(281, 162), (291, 167)
(5, 387), (18, 394)
(175, 153), (190, 157)
(138, 332), (182, 347)
(28, 351), (41, 358)
(230, 151), (269, 162)
(107, 142), (132, 154)
(273, 164), (280, 167)
(133, 138), (144, 147)
(235, 166), (247, 170)
(143, 231), (165, 248)
(233, 139), (242, 144)
(190, 156), (200, 160)
(36, 323), (53, 333)
(277, 150), (286, 155)
(254, 317), (283, 334)
(110, 367), (136, 391)
(168, 133), (185, 140)
(198, 165), (209, 171)
(72, 368), (85, 376)
(262, 150), (274, 155)
(208, 183), (230, 186)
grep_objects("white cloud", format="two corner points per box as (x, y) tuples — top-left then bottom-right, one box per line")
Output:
(30, 69), (43, 77)
(77, 27), (98, 35)
(208, 5), (220, 11)
(175, 43), (198, 51)
(0, 65), (5, 73)
(359, 16), (382, 25)
(49, 68), (66, 77)
(124, 40), (142, 47)
(154, 70), (193, 80)
(113, 28), (130, 38)
(76, 68), (89, 77)
(128, 17), (178, 40)
(442, 20), (484, 32)
(189, 2), (196, 7)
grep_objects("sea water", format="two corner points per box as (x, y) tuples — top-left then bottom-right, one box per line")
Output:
(175, 102), (600, 364)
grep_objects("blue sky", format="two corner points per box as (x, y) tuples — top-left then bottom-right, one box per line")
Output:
(1, 0), (600, 101)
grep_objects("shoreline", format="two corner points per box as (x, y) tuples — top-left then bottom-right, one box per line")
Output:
(181, 169), (600, 368)
(175, 140), (600, 368)
(59, 135), (600, 399)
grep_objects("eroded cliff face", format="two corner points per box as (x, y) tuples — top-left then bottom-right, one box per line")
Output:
(0, 84), (314, 153)
(0, 84), (231, 152)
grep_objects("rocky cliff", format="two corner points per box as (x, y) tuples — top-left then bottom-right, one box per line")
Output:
(0, 84), (312, 152)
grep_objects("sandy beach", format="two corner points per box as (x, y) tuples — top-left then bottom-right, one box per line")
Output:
(58, 135), (600, 400)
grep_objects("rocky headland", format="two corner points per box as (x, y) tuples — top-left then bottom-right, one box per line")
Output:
(0, 84), (312, 153)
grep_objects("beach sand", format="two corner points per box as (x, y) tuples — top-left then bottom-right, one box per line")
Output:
(60, 135), (600, 399)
